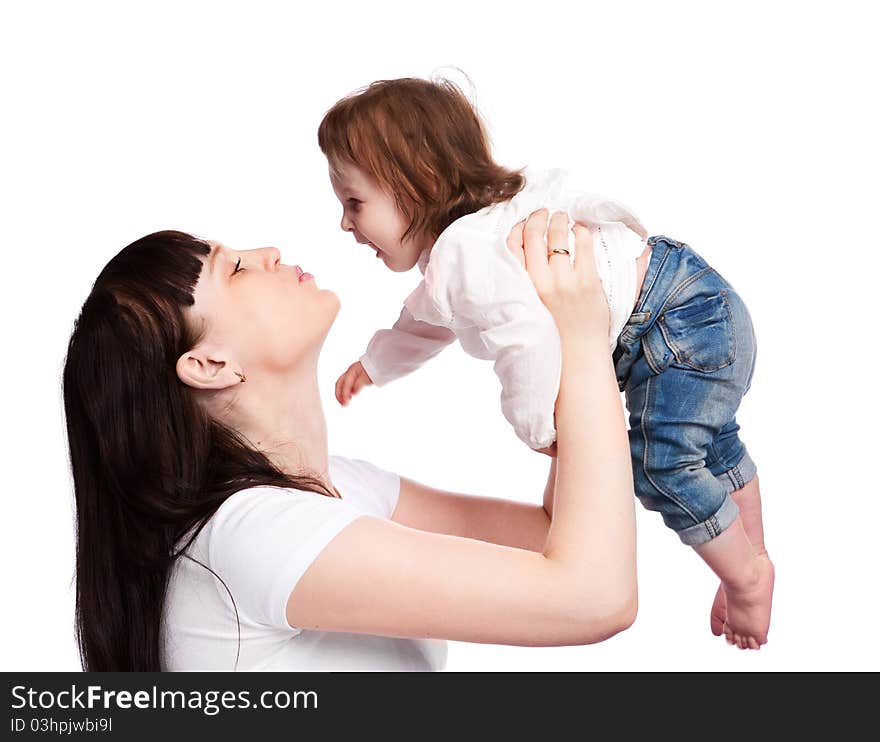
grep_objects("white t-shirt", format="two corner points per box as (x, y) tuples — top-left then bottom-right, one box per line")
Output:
(360, 167), (649, 450)
(161, 455), (448, 671)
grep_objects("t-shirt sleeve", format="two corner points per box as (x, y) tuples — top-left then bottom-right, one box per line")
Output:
(328, 456), (401, 519)
(205, 486), (366, 631)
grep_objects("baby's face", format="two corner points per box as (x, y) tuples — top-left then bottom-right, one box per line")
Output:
(328, 161), (430, 272)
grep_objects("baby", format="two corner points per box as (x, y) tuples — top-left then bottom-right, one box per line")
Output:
(318, 77), (774, 650)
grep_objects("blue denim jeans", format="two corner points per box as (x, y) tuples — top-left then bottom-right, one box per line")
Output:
(613, 235), (758, 546)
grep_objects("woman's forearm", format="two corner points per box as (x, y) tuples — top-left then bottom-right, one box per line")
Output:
(542, 334), (637, 604)
(542, 457), (557, 520)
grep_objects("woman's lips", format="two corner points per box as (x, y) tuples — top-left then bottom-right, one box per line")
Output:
(294, 265), (314, 282)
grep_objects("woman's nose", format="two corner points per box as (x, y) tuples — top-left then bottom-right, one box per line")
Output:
(259, 246), (281, 270)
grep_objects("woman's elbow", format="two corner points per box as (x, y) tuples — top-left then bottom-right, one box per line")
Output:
(605, 589), (639, 638)
(572, 588), (638, 645)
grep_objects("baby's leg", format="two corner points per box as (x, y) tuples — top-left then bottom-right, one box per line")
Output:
(624, 330), (773, 646)
(709, 475), (773, 647)
(628, 435), (774, 648)
(732, 475), (766, 550)
(627, 394), (774, 648)
(699, 515), (773, 650)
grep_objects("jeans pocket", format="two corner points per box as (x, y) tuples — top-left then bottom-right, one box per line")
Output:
(657, 290), (736, 372)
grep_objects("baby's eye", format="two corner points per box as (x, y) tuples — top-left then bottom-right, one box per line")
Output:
(232, 258), (244, 275)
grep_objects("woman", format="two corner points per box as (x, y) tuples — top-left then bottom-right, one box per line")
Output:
(63, 210), (637, 671)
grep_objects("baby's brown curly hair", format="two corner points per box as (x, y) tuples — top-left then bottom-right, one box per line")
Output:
(318, 77), (525, 241)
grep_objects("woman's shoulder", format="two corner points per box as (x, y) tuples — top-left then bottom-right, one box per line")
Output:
(328, 455), (401, 519)
(207, 457), (399, 516)
(175, 480), (365, 632)
(207, 483), (359, 543)
(200, 456), (398, 530)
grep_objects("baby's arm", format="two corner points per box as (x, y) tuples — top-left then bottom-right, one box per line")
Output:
(361, 305), (457, 385)
(336, 306), (456, 405)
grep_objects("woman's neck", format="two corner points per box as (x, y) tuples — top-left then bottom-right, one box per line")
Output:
(219, 362), (332, 490)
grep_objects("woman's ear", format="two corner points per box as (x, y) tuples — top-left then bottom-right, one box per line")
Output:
(176, 345), (243, 390)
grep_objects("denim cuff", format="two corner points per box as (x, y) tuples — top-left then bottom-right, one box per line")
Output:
(718, 451), (758, 498)
(677, 495), (740, 546)
(676, 452), (758, 546)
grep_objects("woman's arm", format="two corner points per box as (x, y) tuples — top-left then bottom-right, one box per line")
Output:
(391, 475), (551, 552)
(287, 211), (637, 647)
(543, 457), (557, 520)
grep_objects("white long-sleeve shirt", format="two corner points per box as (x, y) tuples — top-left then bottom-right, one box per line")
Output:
(359, 169), (648, 450)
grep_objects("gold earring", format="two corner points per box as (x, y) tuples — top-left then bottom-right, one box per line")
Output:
(234, 372), (247, 383)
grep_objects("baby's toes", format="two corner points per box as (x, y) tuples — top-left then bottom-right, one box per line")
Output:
(747, 637), (760, 650)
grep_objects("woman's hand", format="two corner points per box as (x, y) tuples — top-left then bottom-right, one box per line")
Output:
(507, 209), (609, 458)
(506, 209), (610, 342)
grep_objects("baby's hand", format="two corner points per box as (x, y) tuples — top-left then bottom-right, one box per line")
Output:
(335, 361), (374, 406)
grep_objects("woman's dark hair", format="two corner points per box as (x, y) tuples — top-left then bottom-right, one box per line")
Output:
(63, 230), (336, 671)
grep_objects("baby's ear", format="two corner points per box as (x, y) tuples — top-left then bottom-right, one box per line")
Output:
(176, 345), (242, 390)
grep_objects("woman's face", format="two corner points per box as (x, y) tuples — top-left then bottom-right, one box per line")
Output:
(186, 241), (340, 379)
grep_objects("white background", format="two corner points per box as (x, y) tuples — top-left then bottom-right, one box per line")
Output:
(2, 0), (877, 671)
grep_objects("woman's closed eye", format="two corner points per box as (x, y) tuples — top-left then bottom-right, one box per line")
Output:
(232, 258), (245, 276)
(347, 198), (362, 211)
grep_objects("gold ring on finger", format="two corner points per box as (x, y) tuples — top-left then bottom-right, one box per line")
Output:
(549, 248), (571, 257)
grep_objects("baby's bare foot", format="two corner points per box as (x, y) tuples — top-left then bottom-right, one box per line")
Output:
(721, 552), (774, 650)
(710, 583), (727, 637)
(709, 476), (771, 644)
